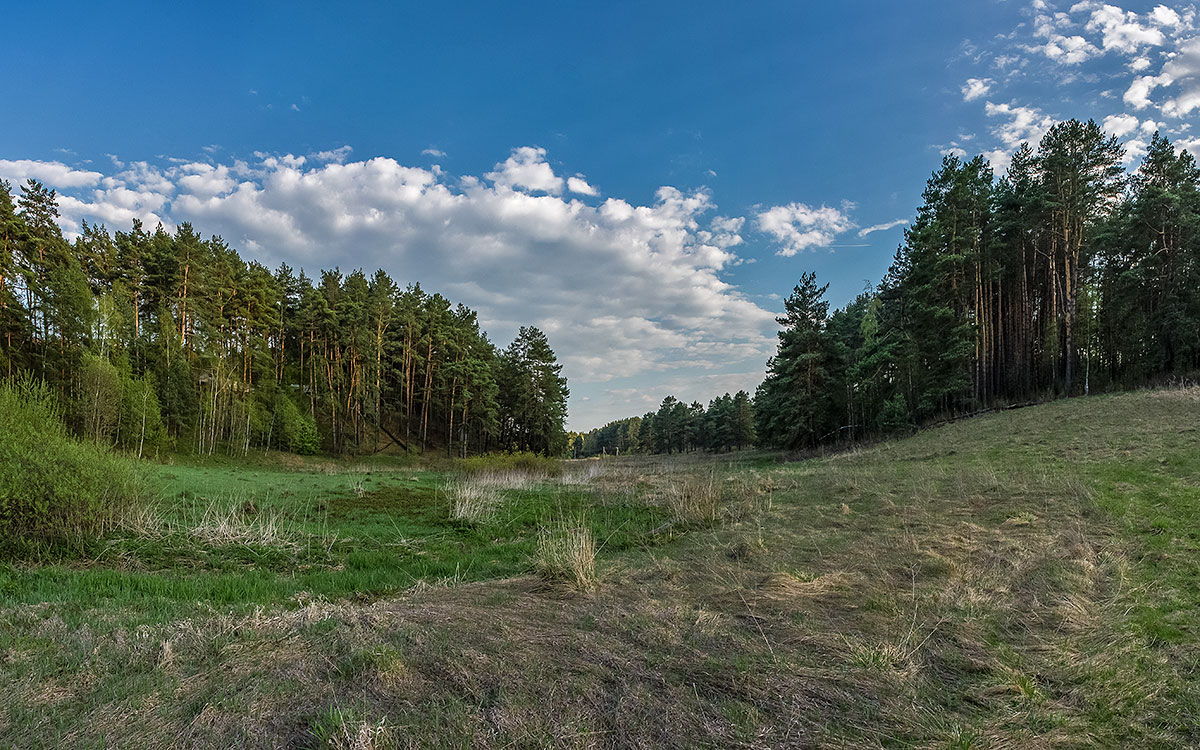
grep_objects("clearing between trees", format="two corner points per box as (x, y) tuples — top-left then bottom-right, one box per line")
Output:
(2, 388), (1199, 748)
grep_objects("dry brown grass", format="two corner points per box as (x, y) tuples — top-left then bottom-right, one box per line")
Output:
(556, 459), (608, 486)
(120, 494), (331, 551)
(533, 517), (596, 591)
(444, 479), (502, 523)
(662, 474), (721, 526)
(317, 715), (394, 750)
(465, 469), (538, 489)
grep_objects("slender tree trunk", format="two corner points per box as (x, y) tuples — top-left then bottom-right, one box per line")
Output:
(138, 388), (148, 460)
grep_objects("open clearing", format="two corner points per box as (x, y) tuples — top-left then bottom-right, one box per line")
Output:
(3, 389), (1200, 748)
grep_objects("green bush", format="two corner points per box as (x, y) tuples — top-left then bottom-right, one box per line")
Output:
(273, 392), (320, 455)
(457, 451), (562, 477)
(293, 411), (320, 455)
(878, 393), (913, 435)
(119, 372), (165, 457)
(0, 378), (146, 548)
(73, 353), (122, 445)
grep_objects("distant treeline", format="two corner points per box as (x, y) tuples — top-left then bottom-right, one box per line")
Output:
(572, 391), (755, 457)
(587, 120), (1200, 453)
(0, 181), (568, 457)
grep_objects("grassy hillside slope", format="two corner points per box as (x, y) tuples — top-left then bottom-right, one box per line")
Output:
(3, 389), (1199, 748)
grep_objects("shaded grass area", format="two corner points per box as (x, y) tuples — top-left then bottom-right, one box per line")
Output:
(4, 390), (1200, 747)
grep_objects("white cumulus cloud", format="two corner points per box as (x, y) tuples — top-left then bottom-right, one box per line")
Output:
(983, 2), (1200, 128)
(756, 202), (854, 256)
(485, 146), (563, 194)
(566, 175), (598, 196)
(962, 77), (994, 101)
(0, 159), (103, 189)
(1102, 112), (1141, 136)
(311, 145), (353, 163)
(1079, 2), (1168, 53)
(981, 101), (1057, 169)
(1158, 36), (1200, 116)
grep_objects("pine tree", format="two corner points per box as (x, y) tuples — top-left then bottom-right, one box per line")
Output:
(1036, 119), (1125, 393)
(755, 272), (834, 449)
(731, 390), (755, 449)
(497, 326), (568, 455)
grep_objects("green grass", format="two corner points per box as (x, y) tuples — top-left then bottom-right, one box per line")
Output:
(4, 388), (1200, 747)
(0, 456), (669, 631)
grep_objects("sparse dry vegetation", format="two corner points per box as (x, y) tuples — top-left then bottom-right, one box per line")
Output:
(556, 459), (607, 486)
(534, 515), (597, 590)
(121, 494), (334, 552)
(309, 708), (395, 750)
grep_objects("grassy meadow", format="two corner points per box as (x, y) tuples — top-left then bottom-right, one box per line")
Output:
(3, 389), (1200, 747)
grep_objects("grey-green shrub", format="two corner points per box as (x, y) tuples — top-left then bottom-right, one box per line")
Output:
(0, 378), (145, 546)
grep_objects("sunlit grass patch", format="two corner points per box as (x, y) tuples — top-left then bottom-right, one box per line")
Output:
(309, 706), (394, 750)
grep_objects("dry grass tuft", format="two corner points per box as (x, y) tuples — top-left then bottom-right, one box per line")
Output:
(589, 464), (643, 500)
(445, 479), (502, 523)
(557, 460), (607, 485)
(663, 474), (720, 526)
(534, 517), (597, 590)
(757, 571), (852, 600)
(120, 495), (335, 551)
(192, 503), (293, 547)
(313, 711), (394, 750)
(846, 638), (918, 678)
(465, 469), (537, 490)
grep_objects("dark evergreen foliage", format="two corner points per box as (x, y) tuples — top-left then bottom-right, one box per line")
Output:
(0, 181), (568, 456)
(575, 389), (755, 456)
(757, 120), (1199, 446)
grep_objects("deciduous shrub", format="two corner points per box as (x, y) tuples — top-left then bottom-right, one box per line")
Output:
(0, 379), (146, 548)
(274, 392), (321, 455)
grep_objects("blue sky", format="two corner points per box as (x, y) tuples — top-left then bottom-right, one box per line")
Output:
(3, 1), (1199, 429)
